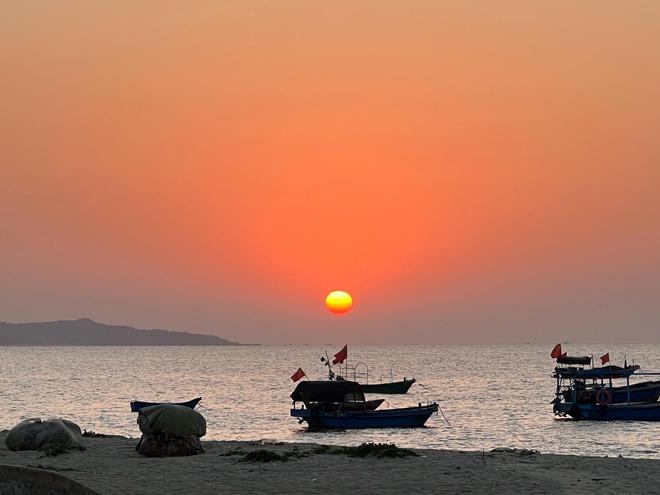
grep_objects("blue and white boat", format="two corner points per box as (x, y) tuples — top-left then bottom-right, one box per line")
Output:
(290, 381), (437, 429)
(553, 354), (660, 421)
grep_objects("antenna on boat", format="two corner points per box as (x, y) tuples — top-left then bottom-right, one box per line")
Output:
(321, 350), (335, 380)
(344, 345), (348, 380)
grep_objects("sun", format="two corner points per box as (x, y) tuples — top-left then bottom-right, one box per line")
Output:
(325, 290), (353, 314)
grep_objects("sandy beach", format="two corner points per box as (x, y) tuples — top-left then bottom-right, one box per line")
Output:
(2, 432), (660, 494)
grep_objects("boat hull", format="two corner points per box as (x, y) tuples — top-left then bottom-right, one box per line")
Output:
(358, 379), (416, 394)
(342, 399), (384, 411)
(563, 381), (660, 404)
(555, 401), (660, 421)
(291, 403), (438, 429)
(130, 397), (201, 412)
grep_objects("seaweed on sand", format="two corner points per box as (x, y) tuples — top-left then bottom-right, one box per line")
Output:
(312, 442), (418, 459)
(239, 450), (289, 463)
(238, 448), (309, 463)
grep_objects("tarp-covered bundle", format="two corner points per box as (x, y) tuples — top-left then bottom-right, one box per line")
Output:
(5, 418), (84, 452)
(136, 404), (206, 457)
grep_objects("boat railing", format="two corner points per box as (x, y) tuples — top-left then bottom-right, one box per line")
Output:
(341, 362), (369, 383)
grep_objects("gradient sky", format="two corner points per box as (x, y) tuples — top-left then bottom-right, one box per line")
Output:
(1, 1), (659, 344)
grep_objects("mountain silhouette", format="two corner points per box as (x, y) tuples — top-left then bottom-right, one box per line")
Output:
(0, 318), (241, 346)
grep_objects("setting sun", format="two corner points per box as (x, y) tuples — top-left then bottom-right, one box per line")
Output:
(325, 291), (353, 314)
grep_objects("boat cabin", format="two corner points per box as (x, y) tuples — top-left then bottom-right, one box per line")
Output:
(291, 380), (365, 408)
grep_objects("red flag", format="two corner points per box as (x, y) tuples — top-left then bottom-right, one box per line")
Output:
(290, 368), (306, 382)
(600, 353), (610, 365)
(332, 345), (348, 365)
(550, 343), (562, 359)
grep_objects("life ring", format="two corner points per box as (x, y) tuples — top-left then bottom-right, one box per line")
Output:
(596, 389), (613, 405)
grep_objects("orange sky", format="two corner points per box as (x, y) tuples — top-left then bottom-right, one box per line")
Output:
(1, 1), (659, 343)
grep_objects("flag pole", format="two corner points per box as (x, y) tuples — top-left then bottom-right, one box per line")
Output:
(345, 345), (348, 380)
(325, 350), (332, 380)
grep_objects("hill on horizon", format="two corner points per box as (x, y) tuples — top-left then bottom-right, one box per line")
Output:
(0, 318), (241, 346)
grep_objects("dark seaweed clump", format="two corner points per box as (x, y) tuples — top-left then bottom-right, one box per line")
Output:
(238, 448), (308, 463)
(313, 442), (417, 458)
(239, 450), (290, 463)
(219, 448), (247, 457)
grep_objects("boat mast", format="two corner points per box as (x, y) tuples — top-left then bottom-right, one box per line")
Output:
(327, 350), (335, 380)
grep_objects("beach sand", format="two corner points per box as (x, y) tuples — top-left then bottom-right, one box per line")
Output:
(1, 432), (659, 494)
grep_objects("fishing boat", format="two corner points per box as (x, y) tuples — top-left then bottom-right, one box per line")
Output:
(359, 379), (416, 394)
(130, 397), (201, 412)
(552, 349), (660, 421)
(322, 345), (416, 394)
(290, 380), (437, 429)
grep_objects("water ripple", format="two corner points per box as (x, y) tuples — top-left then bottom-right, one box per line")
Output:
(1, 344), (660, 458)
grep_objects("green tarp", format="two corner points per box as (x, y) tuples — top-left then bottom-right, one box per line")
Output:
(137, 404), (206, 437)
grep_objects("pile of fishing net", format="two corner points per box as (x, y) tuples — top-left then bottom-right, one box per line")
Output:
(136, 404), (206, 457)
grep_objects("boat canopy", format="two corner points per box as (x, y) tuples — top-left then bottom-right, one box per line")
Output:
(556, 355), (592, 365)
(291, 380), (365, 404)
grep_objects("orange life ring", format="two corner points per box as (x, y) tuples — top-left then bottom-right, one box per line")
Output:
(596, 389), (613, 405)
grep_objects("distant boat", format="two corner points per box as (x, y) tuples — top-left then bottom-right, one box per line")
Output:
(130, 397), (201, 412)
(290, 380), (437, 429)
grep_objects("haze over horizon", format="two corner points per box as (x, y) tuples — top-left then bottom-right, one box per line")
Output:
(2, 1), (659, 345)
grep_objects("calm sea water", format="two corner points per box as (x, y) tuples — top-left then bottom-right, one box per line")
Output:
(2, 345), (660, 459)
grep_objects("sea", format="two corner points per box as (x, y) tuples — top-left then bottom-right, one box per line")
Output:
(2, 344), (660, 459)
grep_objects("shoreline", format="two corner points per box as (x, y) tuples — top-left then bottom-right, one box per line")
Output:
(2, 433), (660, 494)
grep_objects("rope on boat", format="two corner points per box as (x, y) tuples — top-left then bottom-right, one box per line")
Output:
(438, 405), (451, 426)
(416, 382), (440, 400)
(416, 381), (435, 393)
(414, 381), (439, 403)
(416, 381), (451, 425)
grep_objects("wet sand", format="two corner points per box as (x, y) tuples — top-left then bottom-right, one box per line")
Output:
(1, 432), (659, 494)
